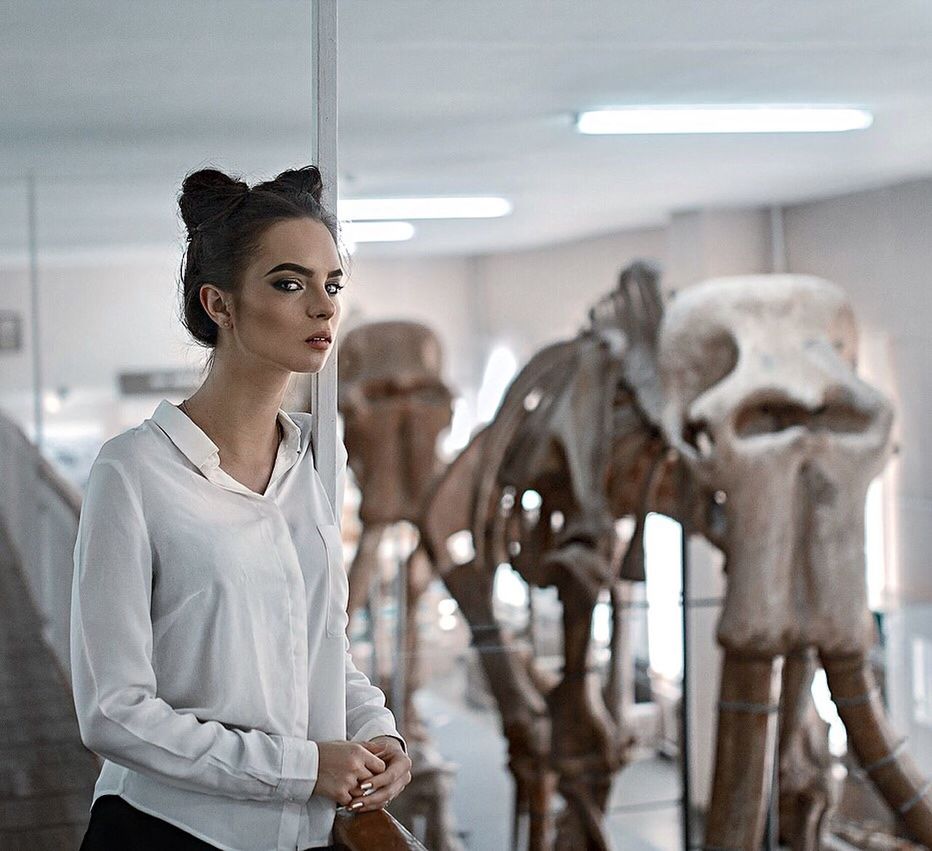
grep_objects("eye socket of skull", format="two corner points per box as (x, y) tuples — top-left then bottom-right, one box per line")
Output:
(733, 390), (878, 439)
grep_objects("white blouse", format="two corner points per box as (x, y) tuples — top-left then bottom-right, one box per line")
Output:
(70, 398), (405, 851)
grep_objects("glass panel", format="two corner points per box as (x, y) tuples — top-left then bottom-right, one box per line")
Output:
(333, 6), (932, 849)
(1, 4), (318, 488)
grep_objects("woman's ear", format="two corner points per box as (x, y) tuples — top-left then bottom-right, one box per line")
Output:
(200, 283), (234, 329)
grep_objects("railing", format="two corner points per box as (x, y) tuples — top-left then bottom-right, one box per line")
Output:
(0, 411), (82, 681)
(334, 809), (427, 850)
(0, 409), (429, 850)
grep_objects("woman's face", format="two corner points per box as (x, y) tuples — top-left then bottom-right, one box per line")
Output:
(223, 217), (344, 375)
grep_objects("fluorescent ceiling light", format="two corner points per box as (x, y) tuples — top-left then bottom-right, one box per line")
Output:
(339, 197), (511, 220)
(342, 221), (415, 243)
(576, 105), (874, 135)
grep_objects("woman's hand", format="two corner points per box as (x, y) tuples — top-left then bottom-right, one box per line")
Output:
(314, 741), (387, 806)
(341, 736), (413, 812)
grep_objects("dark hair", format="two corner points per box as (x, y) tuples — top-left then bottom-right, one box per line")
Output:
(176, 164), (349, 371)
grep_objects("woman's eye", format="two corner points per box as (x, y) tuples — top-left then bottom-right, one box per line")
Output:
(326, 281), (344, 296)
(275, 278), (303, 292)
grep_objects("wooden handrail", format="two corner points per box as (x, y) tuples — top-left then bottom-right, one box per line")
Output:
(333, 808), (429, 850)
(83, 750), (429, 848)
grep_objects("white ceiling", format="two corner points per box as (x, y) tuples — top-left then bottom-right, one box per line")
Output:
(3, 1), (932, 258)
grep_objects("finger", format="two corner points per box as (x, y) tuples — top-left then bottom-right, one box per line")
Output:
(359, 740), (402, 757)
(347, 776), (377, 797)
(360, 746), (403, 769)
(357, 766), (411, 806)
(351, 782), (401, 812)
(360, 748), (386, 774)
(348, 772), (386, 797)
(347, 753), (410, 798)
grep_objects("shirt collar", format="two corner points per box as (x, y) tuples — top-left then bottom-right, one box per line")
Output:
(150, 398), (304, 474)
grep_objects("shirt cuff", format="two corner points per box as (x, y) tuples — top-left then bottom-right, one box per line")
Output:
(275, 736), (319, 803)
(369, 734), (407, 754)
(350, 721), (408, 755)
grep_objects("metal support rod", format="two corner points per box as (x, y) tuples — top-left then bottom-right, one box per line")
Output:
(680, 516), (693, 850)
(763, 726), (780, 850)
(310, 0), (340, 507)
(391, 525), (408, 733)
(27, 172), (43, 456)
(769, 205), (787, 274)
(368, 559), (382, 690)
(766, 203), (786, 851)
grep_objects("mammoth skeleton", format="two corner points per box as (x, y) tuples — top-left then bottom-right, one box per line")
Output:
(406, 265), (931, 849)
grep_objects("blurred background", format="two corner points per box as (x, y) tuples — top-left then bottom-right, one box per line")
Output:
(2, 2), (931, 849)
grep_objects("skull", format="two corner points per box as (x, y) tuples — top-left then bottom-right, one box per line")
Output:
(658, 275), (893, 657)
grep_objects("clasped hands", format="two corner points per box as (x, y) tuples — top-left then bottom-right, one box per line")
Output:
(315, 736), (412, 813)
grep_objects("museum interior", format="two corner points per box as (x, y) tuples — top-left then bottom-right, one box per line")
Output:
(1, 2), (931, 849)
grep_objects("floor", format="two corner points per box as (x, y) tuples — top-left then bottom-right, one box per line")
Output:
(0, 528), (100, 849)
(414, 663), (686, 851)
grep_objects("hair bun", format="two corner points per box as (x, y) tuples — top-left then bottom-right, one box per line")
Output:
(179, 168), (250, 234)
(254, 165), (324, 204)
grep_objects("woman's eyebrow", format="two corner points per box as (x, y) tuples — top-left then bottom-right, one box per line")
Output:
(263, 262), (343, 278)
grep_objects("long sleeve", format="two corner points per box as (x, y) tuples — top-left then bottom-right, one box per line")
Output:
(70, 457), (319, 804)
(344, 636), (407, 753)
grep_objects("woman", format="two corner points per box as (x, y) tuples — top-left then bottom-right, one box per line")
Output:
(71, 166), (412, 851)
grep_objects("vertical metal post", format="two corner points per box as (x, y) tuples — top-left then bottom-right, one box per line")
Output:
(680, 511), (693, 850)
(310, 0), (340, 507)
(764, 743), (779, 850)
(369, 562), (382, 689)
(464, 255), (492, 389)
(766, 205), (785, 851)
(27, 173), (44, 455)
(770, 205), (787, 274)
(392, 526), (408, 732)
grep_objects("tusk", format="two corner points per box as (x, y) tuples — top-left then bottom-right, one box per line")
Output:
(705, 652), (784, 850)
(821, 652), (932, 846)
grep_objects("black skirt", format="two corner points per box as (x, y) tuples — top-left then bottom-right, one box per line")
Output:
(79, 794), (338, 850)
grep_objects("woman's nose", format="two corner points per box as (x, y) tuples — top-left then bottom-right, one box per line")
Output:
(308, 293), (335, 318)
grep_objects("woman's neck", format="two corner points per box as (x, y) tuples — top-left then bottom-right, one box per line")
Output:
(181, 371), (288, 464)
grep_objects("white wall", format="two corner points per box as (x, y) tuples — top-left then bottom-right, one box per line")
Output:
(348, 226), (668, 396)
(474, 226), (667, 363)
(344, 228), (666, 445)
(0, 247), (205, 466)
(341, 254), (477, 393)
